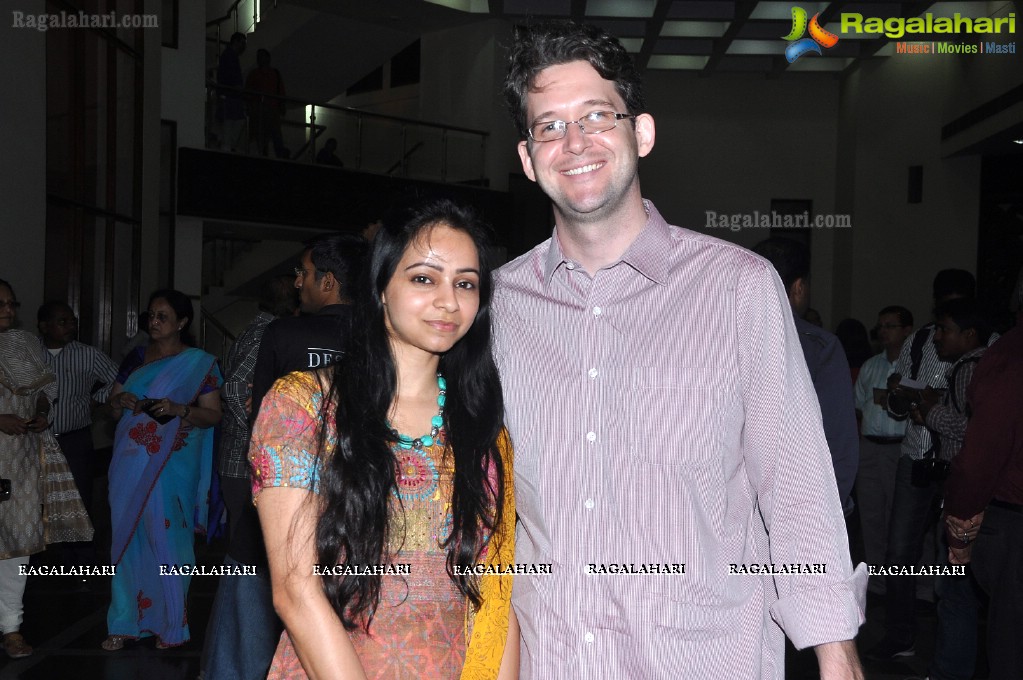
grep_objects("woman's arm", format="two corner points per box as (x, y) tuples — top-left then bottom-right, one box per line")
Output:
(107, 383), (138, 419)
(24, 393), (51, 432)
(144, 389), (222, 429)
(257, 487), (367, 680)
(182, 389), (221, 428)
(496, 606), (520, 680)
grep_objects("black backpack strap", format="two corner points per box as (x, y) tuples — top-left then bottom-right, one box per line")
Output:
(909, 324), (932, 380)
(948, 355), (982, 413)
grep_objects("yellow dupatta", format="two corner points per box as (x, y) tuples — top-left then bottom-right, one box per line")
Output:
(460, 429), (516, 679)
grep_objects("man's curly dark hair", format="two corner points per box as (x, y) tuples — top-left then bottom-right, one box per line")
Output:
(503, 20), (645, 139)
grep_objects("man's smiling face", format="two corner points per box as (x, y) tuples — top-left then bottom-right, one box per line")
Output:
(517, 60), (653, 226)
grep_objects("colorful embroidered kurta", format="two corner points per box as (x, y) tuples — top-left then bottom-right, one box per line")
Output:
(250, 370), (514, 679)
(106, 348), (222, 646)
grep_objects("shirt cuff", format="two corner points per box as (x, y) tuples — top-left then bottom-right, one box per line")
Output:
(769, 562), (867, 650)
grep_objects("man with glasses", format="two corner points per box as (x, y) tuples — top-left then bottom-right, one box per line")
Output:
(36, 301), (118, 566)
(492, 21), (866, 679)
(853, 305), (914, 589)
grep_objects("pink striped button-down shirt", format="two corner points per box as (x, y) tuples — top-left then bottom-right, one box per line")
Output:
(492, 202), (867, 679)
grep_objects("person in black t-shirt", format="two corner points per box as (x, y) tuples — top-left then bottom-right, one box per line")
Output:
(250, 233), (365, 417)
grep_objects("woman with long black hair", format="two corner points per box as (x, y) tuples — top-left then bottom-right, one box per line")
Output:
(251, 200), (518, 679)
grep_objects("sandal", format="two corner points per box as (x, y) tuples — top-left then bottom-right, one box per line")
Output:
(3, 632), (33, 659)
(101, 635), (129, 651)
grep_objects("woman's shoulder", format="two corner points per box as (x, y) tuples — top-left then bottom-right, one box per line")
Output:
(267, 368), (332, 411)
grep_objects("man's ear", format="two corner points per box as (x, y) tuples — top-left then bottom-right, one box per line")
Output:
(788, 277), (808, 309)
(634, 113), (655, 158)
(321, 272), (335, 291)
(517, 140), (536, 182)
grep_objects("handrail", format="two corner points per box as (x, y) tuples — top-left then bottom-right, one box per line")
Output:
(207, 81), (490, 138)
(200, 306), (237, 344)
(387, 141), (425, 175)
(206, 0), (246, 28)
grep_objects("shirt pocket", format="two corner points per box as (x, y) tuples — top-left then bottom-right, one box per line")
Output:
(628, 366), (725, 466)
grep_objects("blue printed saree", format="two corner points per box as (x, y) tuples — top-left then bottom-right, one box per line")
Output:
(107, 347), (222, 646)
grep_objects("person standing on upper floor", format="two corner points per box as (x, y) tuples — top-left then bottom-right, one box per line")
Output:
(36, 301), (118, 566)
(250, 233), (365, 423)
(245, 48), (289, 159)
(217, 31), (247, 153)
(752, 237), (860, 517)
(853, 305), (914, 593)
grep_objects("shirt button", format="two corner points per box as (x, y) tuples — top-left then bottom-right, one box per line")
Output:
(565, 262), (575, 270)
(584, 498), (595, 510)
(586, 431), (596, 442)
(584, 632), (594, 644)
(588, 368), (598, 379)
(592, 306), (602, 316)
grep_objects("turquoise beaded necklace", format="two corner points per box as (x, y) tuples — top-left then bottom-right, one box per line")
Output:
(391, 373), (446, 450)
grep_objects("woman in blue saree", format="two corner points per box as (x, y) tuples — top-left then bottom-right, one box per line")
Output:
(102, 289), (222, 650)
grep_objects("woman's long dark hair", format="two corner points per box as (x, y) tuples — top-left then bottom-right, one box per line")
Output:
(314, 199), (505, 632)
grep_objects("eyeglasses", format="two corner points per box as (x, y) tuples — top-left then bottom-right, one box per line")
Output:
(294, 267), (325, 278)
(0, 300), (20, 310)
(149, 312), (174, 323)
(527, 111), (637, 143)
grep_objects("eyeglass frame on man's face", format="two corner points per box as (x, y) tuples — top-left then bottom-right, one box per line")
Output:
(0, 300), (21, 310)
(527, 111), (637, 143)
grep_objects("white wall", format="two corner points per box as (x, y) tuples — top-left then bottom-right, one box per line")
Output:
(838, 45), (1023, 331)
(0, 0), (46, 326)
(161, 0), (207, 298)
(640, 70), (844, 325)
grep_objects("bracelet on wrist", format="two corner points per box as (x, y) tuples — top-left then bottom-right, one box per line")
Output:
(182, 405), (191, 421)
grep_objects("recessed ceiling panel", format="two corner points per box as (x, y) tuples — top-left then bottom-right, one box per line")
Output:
(646, 55), (711, 69)
(660, 20), (730, 37)
(618, 37), (644, 52)
(726, 39), (784, 55)
(586, 0), (656, 18)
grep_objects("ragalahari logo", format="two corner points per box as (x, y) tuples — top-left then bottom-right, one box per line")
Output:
(782, 7), (839, 62)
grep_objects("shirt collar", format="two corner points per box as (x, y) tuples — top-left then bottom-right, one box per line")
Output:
(951, 345), (986, 367)
(541, 199), (672, 287)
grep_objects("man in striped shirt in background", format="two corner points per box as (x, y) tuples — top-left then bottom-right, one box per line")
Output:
(854, 305), (914, 592)
(493, 20), (866, 679)
(37, 301), (118, 565)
